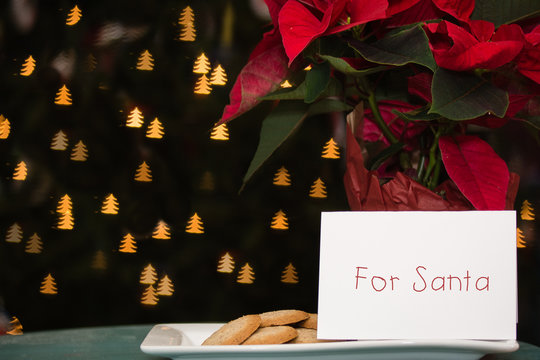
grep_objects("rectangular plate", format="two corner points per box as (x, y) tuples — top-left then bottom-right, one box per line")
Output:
(140, 323), (519, 360)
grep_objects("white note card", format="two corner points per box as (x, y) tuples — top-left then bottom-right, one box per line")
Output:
(318, 211), (517, 340)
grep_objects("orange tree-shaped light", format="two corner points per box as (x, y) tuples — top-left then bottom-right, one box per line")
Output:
(309, 177), (327, 198)
(217, 252), (235, 273)
(136, 50), (154, 71)
(156, 275), (174, 296)
(119, 233), (137, 253)
(521, 200), (535, 221)
(152, 220), (171, 240)
(270, 209), (289, 230)
(0, 115), (10, 139)
(273, 166), (291, 186)
(134, 161), (152, 182)
(194, 74), (212, 95)
(146, 117), (164, 139)
(51, 130), (69, 150)
(281, 262), (299, 284)
(54, 85), (72, 105)
(20, 55), (36, 76)
(6, 223), (23, 243)
(25, 233), (43, 254)
(517, 228), (526, 248)
(66, 5), (82, 26)
(141, 285), (159, 305)
(140, 264), (157, 285)
(210, 123), (229, 141)
(237, 263), (255, 284)
(101, 193), (119, 214)
(185, 213), (204, 234)
(193, 53), (210, 74)
(126, 107), (144, 128)
(12, 161), (28, 181)
(40, 273), (58, 295)
(321, 138), (340, 159)
(70, 140), (89, 161)
(210, 64), (227, 86)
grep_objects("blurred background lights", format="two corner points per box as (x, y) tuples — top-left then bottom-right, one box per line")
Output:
(66, 5), (82, 26)
(217, 252), (235, 273)
(210, 123), (229, 141)
(185, 213), (204, 234)
(126, 107), (144, 128)
(40, 274), (58, 295)
(321, 138), (340, 159)
(134, 161), (152, 182)
(152, 220), (171, 240)
(136, 50), (154, 71)
(0, 115), (10, 139)
(54, 85), (72, 105)
(19, 55), (35, 76)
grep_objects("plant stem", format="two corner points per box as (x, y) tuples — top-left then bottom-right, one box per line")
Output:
(428, 155), (442, 190)
(417, 153), (426, 182)
(367, 91), (398, 145)
(422, 127), (441, 186)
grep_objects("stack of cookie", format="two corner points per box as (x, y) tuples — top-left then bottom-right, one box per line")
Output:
(202, 309), (327, 345)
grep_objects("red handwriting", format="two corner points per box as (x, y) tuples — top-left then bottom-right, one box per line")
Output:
(355, 266), (400, 291)
(355, 266), (490, 292)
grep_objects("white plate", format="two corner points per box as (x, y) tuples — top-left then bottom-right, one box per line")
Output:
(140, 323), (519, 360)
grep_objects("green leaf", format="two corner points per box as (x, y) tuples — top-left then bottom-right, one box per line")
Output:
(305, 62), (331, 103)
(350, 25), (436, 72)
(516, 116), (540, 130)
(319, 55), (389, 76)
(429, 68), (508, 120)
(472, 0), (540, 26)
(367, 143), (405, 171)
(393, 108), (442, 122)
(241, 101), (309, 189)
(262, 82), (306, 100)
(308, 98), (352, 116)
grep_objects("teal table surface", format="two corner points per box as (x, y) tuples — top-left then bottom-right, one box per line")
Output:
(0, 324), (539, 360)
(0, 325), (166, 360)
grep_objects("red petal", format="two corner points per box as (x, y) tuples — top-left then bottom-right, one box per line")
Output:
(439, 135), (510, 210)
(348, 0), (388, 25)
(219, 31), (289, 123)
(264, 0), (288, 27)
(407, 72), (433, 102)
(363, 100), (425, 148)
(426, 21), (523, 71)
(386, 0), (422, 16)
(384, 0), (439, 27)
(468, 20), (494, 42)
(505, 173), (520, 210)
(432, 0), (474, 21)
(278, 0), (332, 65)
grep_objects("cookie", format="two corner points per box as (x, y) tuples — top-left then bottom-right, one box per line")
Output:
(202, 314), (261, 345)
(259, 309), (309, 327)
(287, 328), (330, 344)
(296, 313), (317, 329)
(242, 326), (297, 345)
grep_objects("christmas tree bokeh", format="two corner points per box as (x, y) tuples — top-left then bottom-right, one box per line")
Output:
(0, 0), (349, 332)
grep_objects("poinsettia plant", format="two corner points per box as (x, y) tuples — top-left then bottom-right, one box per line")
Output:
(219, 0), (540, 211)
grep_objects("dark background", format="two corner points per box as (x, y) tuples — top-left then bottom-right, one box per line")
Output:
(0, 0), (538, 346)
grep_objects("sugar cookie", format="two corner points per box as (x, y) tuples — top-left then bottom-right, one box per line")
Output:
(242, 326), (297, 345)
(259, 309), (309, 327)
(202, 314), (261, 345)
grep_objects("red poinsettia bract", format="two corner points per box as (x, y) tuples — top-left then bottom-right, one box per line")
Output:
(424, 20), (524, 71)
(219, 31), (289, 124)
(345, 126), (519, 211)
(278, 0), (388, 65)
